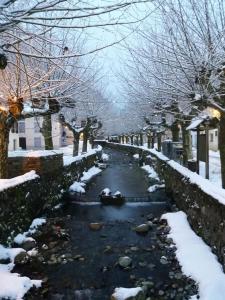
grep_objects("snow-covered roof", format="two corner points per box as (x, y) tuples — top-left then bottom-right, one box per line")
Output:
(186, 117), (207, 131)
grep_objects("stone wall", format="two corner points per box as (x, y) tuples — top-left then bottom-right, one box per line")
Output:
(0, 150), (101, 244)
(102, 142), (225, 267)
(8, 153), (63, 178)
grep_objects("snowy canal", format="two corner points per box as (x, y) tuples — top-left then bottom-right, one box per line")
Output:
(15, 148), (198, 300)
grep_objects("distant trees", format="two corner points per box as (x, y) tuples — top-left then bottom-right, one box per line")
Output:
(121, 0), (225, 185)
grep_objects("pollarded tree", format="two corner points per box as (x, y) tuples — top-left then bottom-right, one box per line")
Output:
(0, 0), (152, 178)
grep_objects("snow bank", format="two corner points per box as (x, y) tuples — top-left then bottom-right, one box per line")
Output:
(0, 171), (39, 192)
(148, 184), (165, 193)
(69, 181), (86, 193)
(14, 234), (34, 245)
(14, 218), (46, 244)
(63, 146), (101, 167)
(141, 165), (159, 180)
(80, 166), (102, 182)
(0, 245), (41, 300)
(0, 265), (41, 300)
(133, 153), (139, 159)
(162, 211), (225, 300)
(29, 218), (46, 230)
(112, 287), (142, 300)
(102, 153), (109, 161)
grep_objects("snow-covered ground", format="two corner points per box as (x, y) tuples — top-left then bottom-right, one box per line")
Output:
(193, 149), (222, 187)
(162, 211), (225, 300)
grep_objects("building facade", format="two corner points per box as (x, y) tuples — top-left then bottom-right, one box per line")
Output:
(8, 114), (72, 151)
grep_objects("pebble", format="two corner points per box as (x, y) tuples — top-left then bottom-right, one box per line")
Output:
(89, 223), (103, 230)
(134, 224), (149, 233)
(118, 256), (132, 268)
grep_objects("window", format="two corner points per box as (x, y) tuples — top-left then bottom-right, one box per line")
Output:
(215, 130), (218, 137)
(19, 137), (26, 150)
(210, 133), (214, 142)
(34, 117), (41, 133)
(11, 122), (18, 133)
(34, 137), (42, 148)
(18, 121), (25, 133)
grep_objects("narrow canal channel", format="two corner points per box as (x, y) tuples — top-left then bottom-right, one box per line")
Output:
(21, 148), (197, 300)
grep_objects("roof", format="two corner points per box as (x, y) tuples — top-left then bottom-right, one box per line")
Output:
(186, 115), (219, 131)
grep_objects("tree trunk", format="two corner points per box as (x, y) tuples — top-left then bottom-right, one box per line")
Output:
(130, 135), (134, 145)
(147, 134), (151, 148)
(181, 122), (193, 166)
(171, 122), (180, 142)
(157, 133), (162, 151)
(82, 131), (88, 153)
(151, 133), (155, 148)
(219, 114), (225, 188)
(0, 120), (9, 178)
(136, 135), (139, 146)
(73, 132), (80, 156)
(42, 114), (53, 150)
(139, 133), (143, 146)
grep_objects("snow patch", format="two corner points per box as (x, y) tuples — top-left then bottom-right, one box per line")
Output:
(112, 287), (142, 300)
(0, 244), (41, 300)
(133, 153), (139, 159)
(101, 188), (111, 196)
(162, 211), (225, 300)
(141, 165), (159, 180)
(102, 153), (109, 161)
(69, 181), (86, 194)
(14, 218), (46, 244)
(148, 184), (165, 193)
(80, 166), (102, 182)
(14, 234), (35, 245)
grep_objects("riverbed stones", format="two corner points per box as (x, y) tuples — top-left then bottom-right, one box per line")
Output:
(14, 251), (29, 265)
(118, 256), (132, 268)
(89, 223), (103, 230)
(160, 256), (168, 265)
(134, 223), (149, 234)
(20, 239), (36, 251)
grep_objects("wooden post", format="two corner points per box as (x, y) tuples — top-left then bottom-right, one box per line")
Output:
(205, 124), (209, 179)
(196, 128), (200, 174)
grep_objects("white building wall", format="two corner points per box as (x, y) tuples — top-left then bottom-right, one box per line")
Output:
(191, 128), (219, 152)
(8, 114), (71, 151)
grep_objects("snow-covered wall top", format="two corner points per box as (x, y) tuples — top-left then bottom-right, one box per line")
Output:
(8, 150), (63, 158)
(0, 171), (39, 192)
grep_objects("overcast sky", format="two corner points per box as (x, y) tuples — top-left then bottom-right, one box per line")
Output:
(83, 1), (156, 108)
